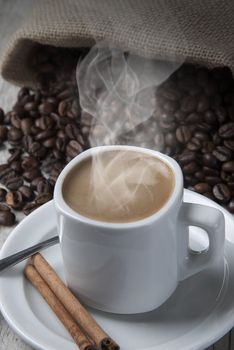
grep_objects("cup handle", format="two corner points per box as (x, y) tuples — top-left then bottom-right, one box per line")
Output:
(178, 202), (225, 281)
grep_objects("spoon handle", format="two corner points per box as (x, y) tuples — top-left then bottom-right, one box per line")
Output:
(0, 236), (60, 273)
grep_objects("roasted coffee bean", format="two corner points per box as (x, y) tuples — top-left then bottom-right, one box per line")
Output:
(29, 142), (47, 158)
(194, 131), (209, 141)
(5, 176), (23, 191)
(194, 183), (211, 194)
(8, 127), (22, 142)
(21, 118), (33, 134)
(23, 168), (41, 181)
(7, 149), (21, 164)
(0, 164), (16, 180)
(24, 101), (38, 112)
(55, 138), (67, 152)
(35, 129), (55, 141)
(0, 125), (7, 141)
(23, 202), (40, 215)
(58, 100), (69, 117)
(218, 122), (234, 138)
(18, 185), (34, 201)
(0, 168), (17, 184)
(35, 192), (53, 205)
(49, 166), (61, 179)
(35, 116), (54, 130)
(11, 114), (21, 129)
(30, 126), (41, 135)
(10, 161), (22, 173)
(213, 146), (232, 162)
(43, 137), (56, 148)
(0, 188), (7, 201)
(186, 137), (202, 151)
(186, 112), (201, 124)
(224, 140), (234, 151)
(41, 157), (58, 173)
(205, 176), (222, 185)
(0, 210), (15, 226)
(6, 191), (24, 210)
(13, 102), (25, 117)
(176, 126), (192, 143)
(64, 123), (80, 140)
(37, 179), (53, 193)
(177, 151), (196, 165)
(21, 156), (39, 170)
(53, 149), (64, 160)
(222, 161), (234, 173)
(182, 162), (198, 175)
(66, 140), (83, 159)
(195, 171), (204, 180)
(38, 102), (55, 115)
(181, 96), (197, 113)
(196, 122), (214, 132)
(0, 203), (10, 211)
(202, 154), (218, 168)
(57, 89), (72, 100)
(213, 183), (231, 203)
(23, 135), (34, 151)
(30, 176), (45, 190)
(203, 167), (220, 177)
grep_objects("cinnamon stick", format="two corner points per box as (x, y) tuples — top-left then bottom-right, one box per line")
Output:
(31, 253), (119, 350)
(24, 264), (96, 350)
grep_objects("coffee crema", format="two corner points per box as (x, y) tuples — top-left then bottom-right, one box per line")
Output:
(62, 150), (175, 223)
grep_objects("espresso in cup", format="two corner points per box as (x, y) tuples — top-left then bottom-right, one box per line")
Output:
(62, 150), (175, 223)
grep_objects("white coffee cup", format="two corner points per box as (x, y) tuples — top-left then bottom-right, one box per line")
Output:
(54, 145), (225, 314)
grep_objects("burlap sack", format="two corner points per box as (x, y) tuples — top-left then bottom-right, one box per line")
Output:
(1, 0), (234, 87)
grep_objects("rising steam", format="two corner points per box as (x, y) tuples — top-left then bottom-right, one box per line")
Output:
(77, 42), (182, 146)
(76, 43), (181, 220)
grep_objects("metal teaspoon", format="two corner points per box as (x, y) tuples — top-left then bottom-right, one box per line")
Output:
(0, 235), (59, 274)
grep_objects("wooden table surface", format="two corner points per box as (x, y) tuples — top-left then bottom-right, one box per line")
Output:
(0, 0), (233, 349)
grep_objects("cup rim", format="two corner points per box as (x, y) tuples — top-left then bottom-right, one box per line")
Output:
(54, 145), (183, 229)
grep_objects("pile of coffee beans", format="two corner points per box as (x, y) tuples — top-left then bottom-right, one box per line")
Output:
(0, 47), (90, 225)
(0, 46), (234, 226)
(119, 64), (234, 213)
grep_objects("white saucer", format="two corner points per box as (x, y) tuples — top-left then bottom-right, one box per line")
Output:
(1, 189), (234, 350)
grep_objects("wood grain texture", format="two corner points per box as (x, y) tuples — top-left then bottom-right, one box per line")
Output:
(0, 0), (232, 349)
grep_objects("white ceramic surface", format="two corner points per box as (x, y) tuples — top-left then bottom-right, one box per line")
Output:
(0, 190), (234, 350)
(54, 146), (225, 313)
